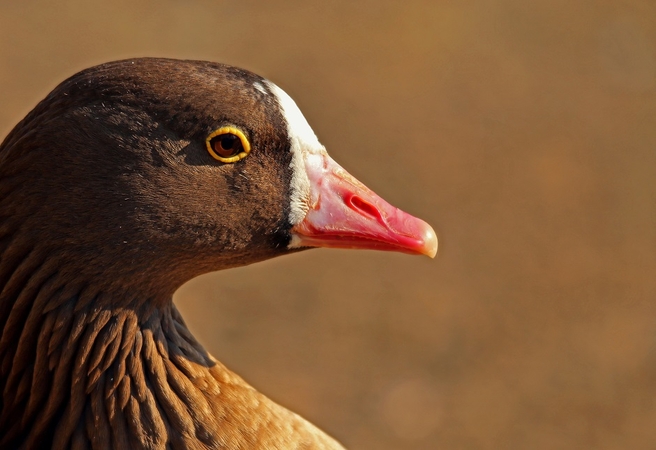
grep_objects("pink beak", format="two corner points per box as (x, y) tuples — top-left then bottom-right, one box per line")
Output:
(290, 152), (437, 258)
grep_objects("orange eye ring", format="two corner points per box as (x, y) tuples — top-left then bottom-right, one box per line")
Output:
(205, 126), (251, 163)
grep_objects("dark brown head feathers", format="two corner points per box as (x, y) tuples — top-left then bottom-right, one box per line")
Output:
(1, 58), (299, 298)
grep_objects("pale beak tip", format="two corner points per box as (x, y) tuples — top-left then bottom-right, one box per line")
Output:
(420, 221), (438, 259)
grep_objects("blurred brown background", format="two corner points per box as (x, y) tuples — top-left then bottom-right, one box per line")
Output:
(2, 1), (655, 448)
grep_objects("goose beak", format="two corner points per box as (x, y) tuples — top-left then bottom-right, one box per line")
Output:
(289, 151), (437, 258)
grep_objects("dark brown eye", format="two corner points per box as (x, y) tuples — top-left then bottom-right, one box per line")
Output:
(205, 126), (251, 163)
(211, 133), (243, 158)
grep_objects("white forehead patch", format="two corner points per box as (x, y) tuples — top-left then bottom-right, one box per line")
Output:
(265, 80), (325, 226)
(253, 81), (267, 95)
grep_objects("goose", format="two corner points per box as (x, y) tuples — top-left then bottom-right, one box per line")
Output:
(0, 58), (437, 449)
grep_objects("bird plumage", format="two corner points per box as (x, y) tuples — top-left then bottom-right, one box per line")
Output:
(0, 58), (435, 449)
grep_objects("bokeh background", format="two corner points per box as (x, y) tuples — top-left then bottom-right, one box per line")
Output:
(1, 1), (655, 448)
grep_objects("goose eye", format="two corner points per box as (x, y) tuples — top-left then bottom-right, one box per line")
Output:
(213, 134), (242, 157)
(206, 126), (251, 163)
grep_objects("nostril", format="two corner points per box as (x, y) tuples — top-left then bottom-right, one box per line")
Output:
(349, 195), (383, 221)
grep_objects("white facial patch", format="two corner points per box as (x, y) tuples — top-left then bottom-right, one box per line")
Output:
(253, 81), (267, 95)
(265, 81), (326, 227)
